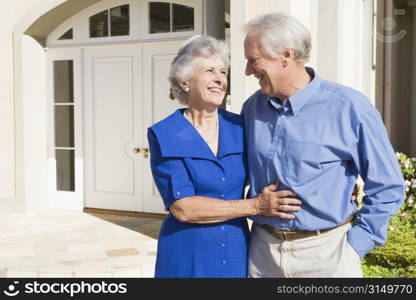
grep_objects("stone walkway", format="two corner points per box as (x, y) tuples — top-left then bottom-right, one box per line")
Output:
(0, 210), (164, 278)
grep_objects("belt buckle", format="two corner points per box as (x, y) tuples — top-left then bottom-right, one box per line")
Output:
(274, 230), (289, 241)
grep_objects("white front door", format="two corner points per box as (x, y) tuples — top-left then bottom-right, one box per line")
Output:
(84, 45), (144, 212)
(84, 42), (184, 213)
(142, 41), (186, 213)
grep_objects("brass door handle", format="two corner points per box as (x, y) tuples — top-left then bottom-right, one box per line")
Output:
(141, 148), (149, 158)
(133, 148), (149, 158)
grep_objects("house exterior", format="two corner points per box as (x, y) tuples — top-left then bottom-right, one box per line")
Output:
(0, 0), (414, 215)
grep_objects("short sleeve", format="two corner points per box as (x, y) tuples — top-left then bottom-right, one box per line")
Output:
(148, 129), (196, 208)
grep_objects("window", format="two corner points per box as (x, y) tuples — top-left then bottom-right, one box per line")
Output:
(149, 2), (194, 34)
(172, 4), (194, 32)
(53, 60), (75, 191)
(110, 5), (130, 36)
(149, 2), (170, 33)
(89, 4), (130, 38)
(58, 28), (73, 40)
(90, 10), (109, 37)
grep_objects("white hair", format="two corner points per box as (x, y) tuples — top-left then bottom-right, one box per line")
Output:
(244, 12), (311, 63)
(169, 35), (230, 105)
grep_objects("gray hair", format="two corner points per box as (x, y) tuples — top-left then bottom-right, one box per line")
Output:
(244, 12), (311, 63)
(169, 35), (230, 105)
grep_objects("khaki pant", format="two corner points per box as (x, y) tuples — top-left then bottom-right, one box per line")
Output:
(248, 222), (363, 278)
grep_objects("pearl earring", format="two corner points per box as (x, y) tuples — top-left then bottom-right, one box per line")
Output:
(183, 86), (190, 92)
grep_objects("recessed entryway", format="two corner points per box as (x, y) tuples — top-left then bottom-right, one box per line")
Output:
(45, 0), (203, 214)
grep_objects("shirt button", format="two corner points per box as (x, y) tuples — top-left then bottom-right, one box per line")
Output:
(176, 191), (181, 196)
(221, 242), (226, 248)
(220, 226), (225, 230)
(221, 260), (226, 264)
(220, 194), (224, 198)
(221, 177), (226, 182)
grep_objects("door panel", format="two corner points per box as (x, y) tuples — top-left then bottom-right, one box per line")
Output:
(84, 46), (143, 211)
(93, 57), (134, 193)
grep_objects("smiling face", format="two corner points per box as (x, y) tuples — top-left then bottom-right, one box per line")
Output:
(244, 35), (285, 98)
(183, 55), (228, 110)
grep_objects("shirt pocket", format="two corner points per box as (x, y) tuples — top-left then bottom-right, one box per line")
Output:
(282, 140), (322, 184)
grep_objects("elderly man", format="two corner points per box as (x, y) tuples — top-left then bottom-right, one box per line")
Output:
(241, 12), (405, 277)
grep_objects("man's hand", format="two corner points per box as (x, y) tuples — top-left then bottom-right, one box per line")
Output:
(250, 183), (302, 219)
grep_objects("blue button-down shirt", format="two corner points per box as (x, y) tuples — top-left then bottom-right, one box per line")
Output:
(241, 67), (405, 257)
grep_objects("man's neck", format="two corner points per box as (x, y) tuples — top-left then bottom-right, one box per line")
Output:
(274, 66), (311, 101)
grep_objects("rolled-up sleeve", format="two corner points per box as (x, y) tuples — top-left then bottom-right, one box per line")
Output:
(347, 109), (405, 258)
(148, 129), (196, 208)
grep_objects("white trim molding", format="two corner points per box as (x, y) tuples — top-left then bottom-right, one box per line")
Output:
(46, 0), (202, 47)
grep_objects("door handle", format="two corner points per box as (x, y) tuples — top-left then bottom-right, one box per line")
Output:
(133, 147), (149, 158)
(141, 148), (149, 158)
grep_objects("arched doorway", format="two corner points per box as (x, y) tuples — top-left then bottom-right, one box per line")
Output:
(14, 0), (224, 214)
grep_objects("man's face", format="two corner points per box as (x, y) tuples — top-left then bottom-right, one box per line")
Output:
(244, 35), (284, 98)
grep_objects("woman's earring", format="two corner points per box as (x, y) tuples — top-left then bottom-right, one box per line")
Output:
(183, 86), (190, 93)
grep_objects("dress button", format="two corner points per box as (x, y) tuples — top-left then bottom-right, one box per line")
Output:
(220, 226), (225, 230)
(221, 260), (226, 264)
(176, 191), (181, 196)
(221, 242), (226, 248)
(221, 177), (226, 182)
(220, 194), (224, 198)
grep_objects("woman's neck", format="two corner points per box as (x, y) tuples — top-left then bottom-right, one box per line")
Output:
(184, 107), (218, 129)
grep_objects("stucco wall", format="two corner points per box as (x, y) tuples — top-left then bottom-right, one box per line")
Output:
(0, 0), (46, 211)
(0, 1), (41, 200)
(21, 35), (48, 212)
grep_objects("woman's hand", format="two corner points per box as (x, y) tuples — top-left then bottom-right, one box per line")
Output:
(250, 183), (302, 219)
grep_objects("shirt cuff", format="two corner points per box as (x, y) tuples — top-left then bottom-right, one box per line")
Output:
(347, 224), (376, 258)
(171, 186), (195, 200)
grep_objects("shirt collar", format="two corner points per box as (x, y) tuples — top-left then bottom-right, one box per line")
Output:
(267, 67), (321, 116)
(150, 108), (243, 161)
(288, 67), (321, 116)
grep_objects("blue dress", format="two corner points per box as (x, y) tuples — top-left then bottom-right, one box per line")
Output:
(148, 108), (249, 278)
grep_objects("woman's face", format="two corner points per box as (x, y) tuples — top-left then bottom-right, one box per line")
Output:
(185, 55), (228, 110)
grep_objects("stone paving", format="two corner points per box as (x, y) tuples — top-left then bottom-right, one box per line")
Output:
(0, 210), (164, 278)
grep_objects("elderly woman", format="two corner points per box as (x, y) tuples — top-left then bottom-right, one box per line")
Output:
(147, 35), (301, 278)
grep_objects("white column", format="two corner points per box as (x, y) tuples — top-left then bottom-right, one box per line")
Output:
(337, 0), (364, 93)
(229, 0), (248, 114)
(408, 0), (416, 156)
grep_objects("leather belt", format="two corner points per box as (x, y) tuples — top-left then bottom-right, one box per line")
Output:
(260, 215), (355, 241)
